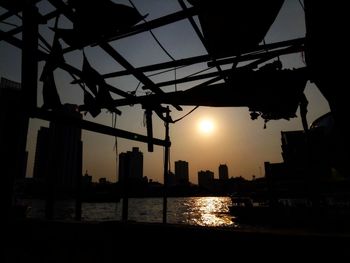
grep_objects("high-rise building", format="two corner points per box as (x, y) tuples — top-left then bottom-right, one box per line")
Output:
(33, 127), (51, 182)
(118, 147), (143, 183)
(33, 104), (83, 191)
(0, 77), (29, 180)
(175, 160), (189, 184)
(198, 170), (214, 189)
(219, 164), (229, 180)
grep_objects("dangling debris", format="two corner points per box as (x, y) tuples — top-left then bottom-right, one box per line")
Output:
(41, 72), (62, 110)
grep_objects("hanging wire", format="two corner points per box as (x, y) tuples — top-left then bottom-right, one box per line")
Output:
(149, 65), (187, 77)
(298, 0), (305, 10)
(128, 0), (179, 92)
(128, 0), (175, 61)
(130, 65), (188, 95)
(183, 65), (215, 79)
(174, 67), (177, 92)
(0, 20), (18, 27)
(173, 105), (199, 123)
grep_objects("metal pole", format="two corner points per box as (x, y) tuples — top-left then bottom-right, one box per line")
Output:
(0, 0), (37, 222)
(75, 141), (83, 221)
(162, 108), (170, 224)
(121, 160), (129, 222)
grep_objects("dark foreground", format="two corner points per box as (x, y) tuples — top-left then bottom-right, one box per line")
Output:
(4, 219), (350, 262)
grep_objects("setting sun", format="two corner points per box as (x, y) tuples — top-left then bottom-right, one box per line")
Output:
(198, 119), (215, 135)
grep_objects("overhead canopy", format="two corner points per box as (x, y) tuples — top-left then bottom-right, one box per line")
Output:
(118, 67), (308, 121)
(188, 0), (285, 57)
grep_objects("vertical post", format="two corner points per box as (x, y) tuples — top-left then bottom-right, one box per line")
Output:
(145, 109), (154, 152)
(163, 108), (170, 224)
(0, 0), (38, 222)
(22, 0), (38, 111)
(122, 158), (129, 222)
(75, 141), (83, 221)
(45, 129), (55, 220)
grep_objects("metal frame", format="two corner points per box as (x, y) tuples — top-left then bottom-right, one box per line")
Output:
(0, 0), (305, 223)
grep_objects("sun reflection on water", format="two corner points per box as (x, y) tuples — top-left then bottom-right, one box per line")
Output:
(176, 197), (234, 227)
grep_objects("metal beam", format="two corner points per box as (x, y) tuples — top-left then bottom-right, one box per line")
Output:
(102, 54), (211, 79)
(0, 30), (134, 100)
(98, 7), (197, 44)
(102, 38), (305, 79)
(32, 108), (170, 147)
(99, 42), (182, 111)
(208, 38), (305, 67)
(142, 45), (304, 89)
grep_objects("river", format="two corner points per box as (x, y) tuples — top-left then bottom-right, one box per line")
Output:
(26, 196), (236, 227)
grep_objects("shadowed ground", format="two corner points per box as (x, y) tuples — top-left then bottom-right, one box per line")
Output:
(4, 219), (349, 262)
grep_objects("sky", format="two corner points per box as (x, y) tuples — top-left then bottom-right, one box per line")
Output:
(0, 0), (330, 184)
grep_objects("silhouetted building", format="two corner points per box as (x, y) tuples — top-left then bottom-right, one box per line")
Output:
(82, 170), (92, 185)
(99, 178), (108, 184)
(33, 104), (83, 191)
(118, 147), (143, 183)
(219, 164), (229, 180)
(264, 161), (286, 181)
(281, 131), (308, 169)
(198, 170), (214, 190)
(175, 160), (189, 184)
(0, 77), (28, 180)
(167, 171), (176, 186)
(265, 117), (336, 199)
(33, 127), (51, 182)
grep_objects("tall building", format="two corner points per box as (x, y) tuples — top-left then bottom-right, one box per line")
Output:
(118, 147), (143, 183)
(219, 164), (229, 180)
(33, 104), (83, 191)
(198, 170), (214, 189)
(0, 77), (29, 180)
(175, 160), (189, 184)
(33, 127), (51, 182)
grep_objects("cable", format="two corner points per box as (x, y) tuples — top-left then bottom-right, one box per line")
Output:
(128, 0), (178, 92)
(128, 0), (175, 61)
(173, 105), (199, 123)
(183, 65), (215, 79)
(147, 65), (187, 77)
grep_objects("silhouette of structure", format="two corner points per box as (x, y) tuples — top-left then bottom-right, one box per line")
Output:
(219, 164), (229, 180)
(265, 113), (335, 199)
(175, 160), (189, 185)
(1, 0), (349, 230)
(33, 127), (51, 183)
(0, 78), (28, 180)
(198, 170), (214, 190)
(118, 147), (143, 183)
(33, 104), (82, 193)
(82, 170), (93, 185)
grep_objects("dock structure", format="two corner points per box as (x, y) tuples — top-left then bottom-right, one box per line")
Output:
(1, 1), (349, 257)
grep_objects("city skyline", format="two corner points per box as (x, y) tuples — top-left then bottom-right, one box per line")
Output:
(0, 0), (330, 184)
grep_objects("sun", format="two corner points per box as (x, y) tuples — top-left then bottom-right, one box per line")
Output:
(198, 119), (215, 135)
